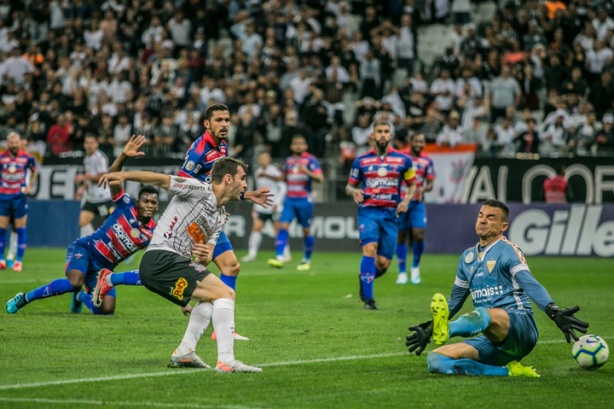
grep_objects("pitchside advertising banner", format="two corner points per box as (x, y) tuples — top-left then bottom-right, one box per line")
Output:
(28, 156), (613, 255)
(223, 202), (614, 257)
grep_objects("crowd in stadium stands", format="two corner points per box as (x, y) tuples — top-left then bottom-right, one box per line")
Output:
(0, 0), (613, 169)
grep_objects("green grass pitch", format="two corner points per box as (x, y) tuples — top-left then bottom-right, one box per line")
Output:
(0, 249), (612, 409)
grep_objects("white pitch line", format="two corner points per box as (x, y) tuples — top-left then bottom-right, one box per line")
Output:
(2, 337), (607, 392)
(0, 397), (256, 409)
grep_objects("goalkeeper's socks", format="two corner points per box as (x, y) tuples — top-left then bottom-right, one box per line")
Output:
(396, 243), (407, 274)
(449, 307), (491, 337)
(110, 270), (141, 286)
(427, 352), (508, 376)
(412, 240), (424, 268)
(25, 279), (74, 303)
(360, 256), (376, 300)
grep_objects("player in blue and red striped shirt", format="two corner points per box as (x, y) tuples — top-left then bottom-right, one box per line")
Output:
(395, 133), (435, 285)
(6, 136), (159, 315)
(346, 120), (416, 310)
(0, 132), (38, 272)
(267, 135), (323, 271)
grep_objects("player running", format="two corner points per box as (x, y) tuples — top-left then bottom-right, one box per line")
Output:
(0, 132), (38, 272)
(395, 133), (435, 285)
(6, 136), (158, 315)
(406, 199), (589, 377)
(98, 157), (262, 372)
(266, 135), (323, 271)
(346, 120), (416, 310)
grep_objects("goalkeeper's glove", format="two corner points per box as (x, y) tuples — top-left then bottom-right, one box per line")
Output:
(406, 320), (433, 356)
(545, 303), (589, 343)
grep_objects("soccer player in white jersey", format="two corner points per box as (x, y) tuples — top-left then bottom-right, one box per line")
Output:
(99, 157), (262, 373)
(242, 151), (287, 262)
(406, 199), (589, 377)
(75, 134), (114, 237)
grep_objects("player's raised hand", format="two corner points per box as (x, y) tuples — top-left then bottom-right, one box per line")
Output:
(546, 303), (589, 343)
(98, 172), (126, 189)
(246, 187), (274, 208)
(123, 135), (147, 158)
(406, 320), (433, 356)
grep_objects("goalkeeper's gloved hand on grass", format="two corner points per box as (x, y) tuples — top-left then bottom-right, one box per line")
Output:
(406, 320), (433, 356)
(545, 303), (589, 343)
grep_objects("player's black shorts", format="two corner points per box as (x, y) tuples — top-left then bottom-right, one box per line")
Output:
(139, 250), (211, 307)
(256, 211), (274, 223)
(82, 200), (115, 218)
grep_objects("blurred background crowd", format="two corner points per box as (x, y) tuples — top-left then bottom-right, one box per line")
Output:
(0, 0), (613, 170)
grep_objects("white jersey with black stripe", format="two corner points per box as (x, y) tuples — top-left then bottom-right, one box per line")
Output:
(147, 176), (226, 259)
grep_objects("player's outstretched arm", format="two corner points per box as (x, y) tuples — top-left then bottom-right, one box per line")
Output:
(545, 303), (589, 343)
(406, 320), (433, 356)
(99, 171), (170, 190)
(107, 135), (147, 196)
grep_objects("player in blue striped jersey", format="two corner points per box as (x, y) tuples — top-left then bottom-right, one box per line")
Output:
(406, 199), (589, 377)
(346, 120), (416, 310)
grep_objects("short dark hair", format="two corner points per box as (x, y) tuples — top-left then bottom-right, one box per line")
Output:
(204, 103), (229, 121)
(410, 133), (425, 141)
(372, 119), (391, 130)
(482, 199), (509, 221)
(138, 185), (159, 199)
(211, 157), (248, 183)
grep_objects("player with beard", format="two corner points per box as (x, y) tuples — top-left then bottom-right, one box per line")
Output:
(178, 104), (273, 340)
(346, 121), (416, 310)
(395, 133), (435, 285)
(266, 135), (323, 271)
(0, 132), (37, 272)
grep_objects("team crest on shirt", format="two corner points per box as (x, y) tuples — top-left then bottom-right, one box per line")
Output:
(172, 278), (188, 300)
(487, 260), (496, 273)
(130, 228), (140, 238)
(123, 196), (130, 204)
(185, 161), (195, 171)
(465, 252), (474, 263)
(8, 165), (16, 173)
(377, 167), (388, 177)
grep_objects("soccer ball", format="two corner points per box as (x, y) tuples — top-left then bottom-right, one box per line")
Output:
(571, 334), (609, 370)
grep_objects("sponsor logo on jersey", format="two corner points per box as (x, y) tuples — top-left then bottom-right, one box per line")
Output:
(172, 278), (188, 301)
(186, 161), (195, 171)
(112, 223), (139, 253)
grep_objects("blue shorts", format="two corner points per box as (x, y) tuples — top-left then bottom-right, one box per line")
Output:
(463, 309), (538, 366)
(280, 198), (313, 228)
(357, 207), (398, 260)
(397, 201), (427, 231)
(212, 230), (234, 259)
(0, 194), (28, 218)
(65, 240), (116, 297)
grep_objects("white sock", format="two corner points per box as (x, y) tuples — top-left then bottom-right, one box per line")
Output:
(177, 302), (213, 355)
(7, 232), (17, 260)
(80, 224), (94, 237)
(248, 231), (262, 257)
(283, 244), (291, 259)
(212, 298), (235, 363)
(105, 274), (114, 287)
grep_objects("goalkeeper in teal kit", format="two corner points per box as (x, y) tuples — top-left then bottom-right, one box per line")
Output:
(406, 199), (589, 377)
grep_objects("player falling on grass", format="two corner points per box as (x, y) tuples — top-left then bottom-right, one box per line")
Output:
(98, 157), (262, 372)
(178, 103), (273, 340)
(5, 136), (159, 315)
(346, 120), (416, 310)
(0, 132), (37, 272)
(406, 199), (589, 377)
(242, 151), (288, 262)
(267, 135), (323, 271)
(394, 133), (434, 285)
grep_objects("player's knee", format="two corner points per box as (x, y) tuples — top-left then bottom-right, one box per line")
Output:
(213, 286), (235, 301)
(222, 261), (240, 277)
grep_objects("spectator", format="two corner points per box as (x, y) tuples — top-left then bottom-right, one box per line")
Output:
(436, 111), (463, 147)
(540, 113), (568, 157)
(490, 65), (521, 122)
(46, 113), (72, 155)
(594, 113), (614, 154)
(515, 117), (540, 154)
